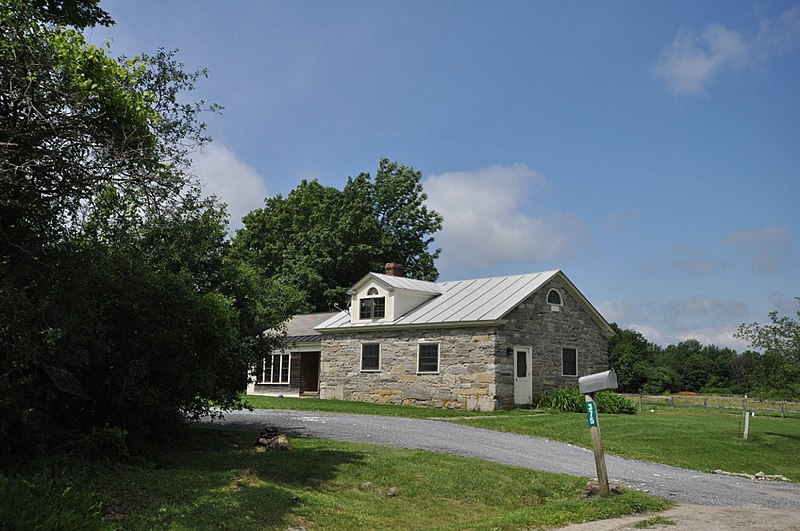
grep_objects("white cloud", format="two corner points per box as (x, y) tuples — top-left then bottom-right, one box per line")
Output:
(423, 163), (587, 277)
(675, 326), (749, 351)
(654, 4), (800, 95)
(654, 24), (749, 95)
(724, 225), (793, 272)
(191, 143), (268, 231)
(603, 296), (751, 349)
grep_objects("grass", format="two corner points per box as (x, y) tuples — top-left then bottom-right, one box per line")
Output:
(11, 427), (670, 530)
(242, 395), (537, 418)
(633, 515), (676, 528)
(453, 410), (800, 481)
(243, 396), (800, 481)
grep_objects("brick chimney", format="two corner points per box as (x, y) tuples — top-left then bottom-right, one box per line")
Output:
(384, 262), (405, 277)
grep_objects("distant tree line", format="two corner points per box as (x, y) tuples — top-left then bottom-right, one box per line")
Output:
(609, 299), (800, 401)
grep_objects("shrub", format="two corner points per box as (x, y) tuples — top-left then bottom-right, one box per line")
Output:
(595, 391), (637, 414)
(0, 475), (109, 530)
(536, 388), (637, 414)
(536, 388), (585, 412)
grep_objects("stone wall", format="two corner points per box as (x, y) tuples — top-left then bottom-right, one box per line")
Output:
(319, 326), (500, 411)
(497, 278), (610, 398)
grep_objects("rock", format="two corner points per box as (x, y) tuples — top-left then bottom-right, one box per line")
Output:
(267, 434), (292, 451)
(381, 486), (400, 497)
(254, 428), (292, 451)
(580, 481), (623, 498)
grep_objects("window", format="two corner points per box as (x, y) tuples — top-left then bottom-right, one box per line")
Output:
(417, 343), (439, 373)
(361, 343), (380, 371)
(562, 347), (577, 376)
(367, 287), (379, 296)
(516, 350), (528, 378)
(258, 353), (290, 384)
(359, 297), (385, 319)
(547, 289), (562, 306)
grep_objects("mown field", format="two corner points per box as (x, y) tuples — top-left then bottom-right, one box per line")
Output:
(245, 396), (800, 481)
(2, 427), (668, 530)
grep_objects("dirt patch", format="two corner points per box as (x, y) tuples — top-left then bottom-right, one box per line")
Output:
(557, 504), (800, 530)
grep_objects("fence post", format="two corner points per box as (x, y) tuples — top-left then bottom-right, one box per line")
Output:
(639, 393), (643, 413)
(781, 402), (785, 419)
(704, 398), (707, 409)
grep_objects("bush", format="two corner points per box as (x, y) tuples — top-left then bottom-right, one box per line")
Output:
(536, 388), (585, 412)
(595, 391), (637, 414)
(0, 475), (109, 530)
(536, 388), (637, 414)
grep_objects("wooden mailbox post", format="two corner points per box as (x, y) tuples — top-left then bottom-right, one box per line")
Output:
(578, 369), (618, 497)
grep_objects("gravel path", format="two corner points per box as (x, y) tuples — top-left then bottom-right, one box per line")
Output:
(209, 409), (800, 510)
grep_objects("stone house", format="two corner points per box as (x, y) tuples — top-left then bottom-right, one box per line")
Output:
(248, 265), (614, 411)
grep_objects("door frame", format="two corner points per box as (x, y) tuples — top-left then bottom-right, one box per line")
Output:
(513, 346), (533, 405)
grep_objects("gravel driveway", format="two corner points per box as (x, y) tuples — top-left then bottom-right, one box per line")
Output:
(209, 409), (800, 510)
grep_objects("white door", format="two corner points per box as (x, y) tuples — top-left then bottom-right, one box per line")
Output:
(513, 347), (532, 404)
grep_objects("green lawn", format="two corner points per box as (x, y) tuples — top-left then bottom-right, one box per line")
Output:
(7, 427), (669, 530)
(243, 396), (800, 481)
(454, 411), (800, 481)
(242, 395), (536, 418)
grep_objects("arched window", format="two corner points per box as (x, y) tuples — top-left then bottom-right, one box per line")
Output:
(547, 289), (562, 306)
(367, 287), (379, 296)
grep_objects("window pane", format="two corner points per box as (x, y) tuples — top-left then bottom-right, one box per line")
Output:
(280, 354), (290, 383)
(418, 343), (439, 373)
(516, 350), (527, 378)
(562, 348), (577, 376)
(373, 297), (385, 318)
(362, 344), (380, 371)
(547, 290), (562, 305)
(359, 299), (371, 319)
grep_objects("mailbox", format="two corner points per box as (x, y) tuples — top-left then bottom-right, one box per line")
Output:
(578, 369), (618, 394)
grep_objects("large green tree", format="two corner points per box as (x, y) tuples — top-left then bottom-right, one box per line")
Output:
(736, 299), (800, 400)
(232, 158), (443, 313)
(1, 0), (281, 461)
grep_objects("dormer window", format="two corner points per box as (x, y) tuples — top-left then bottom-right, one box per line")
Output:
(367, 287), (379, 296)
(360, 296), (385, 319)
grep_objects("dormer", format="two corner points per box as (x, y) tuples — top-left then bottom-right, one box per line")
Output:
(348, 264), (443, 324)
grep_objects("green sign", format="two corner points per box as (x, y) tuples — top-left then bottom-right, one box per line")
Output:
(586, 399), (598, 428)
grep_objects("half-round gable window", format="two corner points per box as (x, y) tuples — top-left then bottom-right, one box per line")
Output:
(367, 287), (379, 296)
(547, 289), (562, 306)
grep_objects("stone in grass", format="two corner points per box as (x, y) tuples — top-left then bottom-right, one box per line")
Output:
(580, 481), (623, 498)
(254, 428), (292, 451)
(381, 486), (400, 497)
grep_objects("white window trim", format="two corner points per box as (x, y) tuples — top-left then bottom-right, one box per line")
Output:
(257, 353), (291, 385)
(359, 296), (386, 319)
(417, 341), (440, 374)
(561, 346), (578, 377)
(360, 343), (381, 372)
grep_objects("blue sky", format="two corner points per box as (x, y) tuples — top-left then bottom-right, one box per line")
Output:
(86, 1), (800, 349)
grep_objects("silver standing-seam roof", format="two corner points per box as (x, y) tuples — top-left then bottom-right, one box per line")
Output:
(347, 272), (443, 295)
(315, 269), (612, 335)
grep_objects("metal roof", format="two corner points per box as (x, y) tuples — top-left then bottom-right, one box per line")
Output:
(348, 272), (443, 294)
(317, 270), (566, 331)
